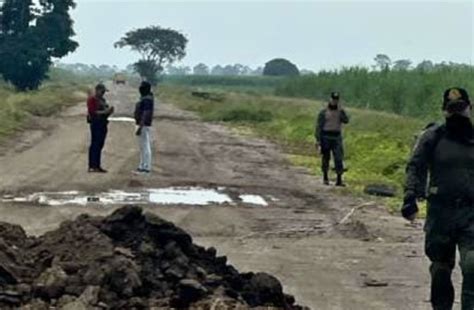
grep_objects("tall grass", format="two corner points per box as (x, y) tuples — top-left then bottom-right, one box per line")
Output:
(276, 66), (474, 119)
(0, 70), (89, 141)
(161, 75), (287, 95)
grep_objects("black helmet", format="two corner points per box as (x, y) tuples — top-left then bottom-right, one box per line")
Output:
(443, 87), (470, 113)
(330, 92), (340, 100)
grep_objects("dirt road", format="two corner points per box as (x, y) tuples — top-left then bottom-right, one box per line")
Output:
(0, 84), (453, 309)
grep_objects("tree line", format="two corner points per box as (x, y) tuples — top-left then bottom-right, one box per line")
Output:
(56, 59), (309, 79)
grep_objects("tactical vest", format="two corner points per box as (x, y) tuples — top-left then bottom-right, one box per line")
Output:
(429, 129), (474, 201)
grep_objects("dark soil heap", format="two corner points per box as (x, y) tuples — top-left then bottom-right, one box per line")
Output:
(0, 206), (307, 309)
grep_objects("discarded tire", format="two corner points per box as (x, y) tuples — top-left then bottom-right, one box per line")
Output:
(364, 184), (397, 197)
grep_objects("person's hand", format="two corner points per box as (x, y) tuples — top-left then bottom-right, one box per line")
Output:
(401, 193), (419, 222)
(315, 142), (322, 154)
(108, 106), (115, 115)
(135, 126), (142, 136)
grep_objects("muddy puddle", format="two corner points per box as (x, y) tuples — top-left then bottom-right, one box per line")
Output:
(1, 187), (269, 207)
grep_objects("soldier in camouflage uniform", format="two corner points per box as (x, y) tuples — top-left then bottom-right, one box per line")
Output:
(403, 87), (474, 310)
(315, 92), (349, 186)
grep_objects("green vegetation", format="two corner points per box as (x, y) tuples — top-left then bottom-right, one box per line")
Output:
(162, 85), (425, 212)
(161, 75), (287, 95)
(263, 58), (300, 76)
(276, 65), (474, 119)
(115, 26), (188, 85)
(0, 0), (78, 90)
(0, 72), (88, 142)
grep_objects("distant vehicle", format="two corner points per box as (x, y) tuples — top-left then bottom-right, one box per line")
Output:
(113, 73), (127, 85)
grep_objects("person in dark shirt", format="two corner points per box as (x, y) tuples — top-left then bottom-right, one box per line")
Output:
(134, 81), (155, 174)
(87, 83), (114, 173)
(403, 87), (474, 310)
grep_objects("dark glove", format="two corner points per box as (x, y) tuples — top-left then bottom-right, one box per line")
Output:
(401, 193), (419, 221)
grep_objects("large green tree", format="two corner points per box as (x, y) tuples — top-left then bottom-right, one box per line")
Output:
(0, 0), (78, 90)
(263, 58), (299, 76)
(373, 54), (392, 71)
(115, 26), (187, 85)
(193, 63), (209, 75)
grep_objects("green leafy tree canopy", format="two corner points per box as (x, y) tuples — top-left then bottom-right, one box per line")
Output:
(263, 58), (300, 76)
(193, 63), (209, 75)
(0, 0), (78, 90)
(115, 26), (187, 84)
(373, 54), (392, 71)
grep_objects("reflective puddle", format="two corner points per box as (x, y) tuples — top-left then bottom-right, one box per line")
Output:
(108, 117), (136, 123)
(1, 187), (268, 207)
(240, 195), (268, 207)
(148, 188), (232, 205)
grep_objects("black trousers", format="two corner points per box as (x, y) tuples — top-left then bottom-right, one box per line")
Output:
(425, 197), (474, 310)
(88, 122), (108, 169)
(320, 136), (344, 175)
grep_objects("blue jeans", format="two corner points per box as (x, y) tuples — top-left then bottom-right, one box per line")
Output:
(138, 126), (152, 171)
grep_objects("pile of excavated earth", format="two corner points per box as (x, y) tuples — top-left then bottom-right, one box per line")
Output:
(0, 206), (307, 309)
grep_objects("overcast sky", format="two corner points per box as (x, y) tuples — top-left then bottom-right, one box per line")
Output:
(63, 0), (474, 71)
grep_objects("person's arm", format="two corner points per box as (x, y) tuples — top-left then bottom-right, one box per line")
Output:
(402, 129), (435, 220)
(98, 102), (114, 116)
(315, 110), (325, 143)
(87, 97), (98, 116)
(95, 109), (113, 116)
(340, 107), (349, 124)
(88, 97), (113, 116)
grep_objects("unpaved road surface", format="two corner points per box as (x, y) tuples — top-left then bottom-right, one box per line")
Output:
(0, 85), (457, 309)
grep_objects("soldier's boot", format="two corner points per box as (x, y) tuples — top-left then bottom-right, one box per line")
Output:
(336, 174), (346, 187)
(323, 171), (330, 185)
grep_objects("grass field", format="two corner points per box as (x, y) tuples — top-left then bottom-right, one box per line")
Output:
(0, 73), (89, 142)
(161, 75), (287, 95)
(162, 85), (426, 212)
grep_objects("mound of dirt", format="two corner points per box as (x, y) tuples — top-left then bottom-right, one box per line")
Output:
(0, 206), (307, 309)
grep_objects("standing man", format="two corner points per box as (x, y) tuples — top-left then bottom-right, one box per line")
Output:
(134, 81), (155, 174)
(87, 83), (114, 173)
(315, 92), (349, 186)
(403, 87), (474, 310)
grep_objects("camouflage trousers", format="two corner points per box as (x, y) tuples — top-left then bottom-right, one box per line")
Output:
(425, 196), (474, 310)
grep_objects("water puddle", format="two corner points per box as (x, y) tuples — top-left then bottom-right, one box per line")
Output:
(108, 117), (135, 123)
(149, 188), (232, 205)
(1, 187), (268, 207)
(239, 195), (268, 206)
